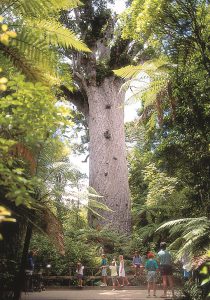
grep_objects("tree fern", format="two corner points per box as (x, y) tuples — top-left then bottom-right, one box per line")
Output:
(157, 217), (210, 263)
(157, 217), (207, 230)
(113, 58), (170, 79)
(0, 43), (48, 81)
(24, 19), (90, 52)
(114, 58), (171, 126)
(0, 0), (90, 83)
(137, 223), (160, 241)
(0, 0), (83, 18)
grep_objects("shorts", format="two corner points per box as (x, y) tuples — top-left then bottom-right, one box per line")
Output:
(77, 274), (83, 279)
(160, 265), (173, 276)
(134, 264), (141, 268)
(101, 268), (107, 276)
(111, 276), (118, 284)
(147, 271), (157, 282)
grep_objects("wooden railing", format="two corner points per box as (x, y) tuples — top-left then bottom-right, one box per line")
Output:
(42, 266), (153, 287)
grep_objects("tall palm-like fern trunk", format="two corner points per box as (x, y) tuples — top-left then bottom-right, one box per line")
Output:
(87, 77), (131, 233)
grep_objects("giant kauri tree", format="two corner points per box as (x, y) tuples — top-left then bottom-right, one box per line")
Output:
(61, 0), (132, 233)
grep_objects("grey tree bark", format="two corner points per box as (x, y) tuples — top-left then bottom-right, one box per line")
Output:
(61, 2), (132, 233)
(87, 77), (131, 233)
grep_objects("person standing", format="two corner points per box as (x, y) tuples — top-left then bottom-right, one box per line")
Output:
(145, 252), (159, 297)
(100, 254), (108, 287)
(76, 262), (84, 287)
(25, 250), (35, 291)
(109, 260), (119, 290)
(181, 255), (191, 281)
(132, 251), (143, 276)
(158, 242), (175, 298)
(119, 255), (126, 286)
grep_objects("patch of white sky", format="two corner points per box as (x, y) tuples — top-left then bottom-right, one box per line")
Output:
(107, 0), (126, 14)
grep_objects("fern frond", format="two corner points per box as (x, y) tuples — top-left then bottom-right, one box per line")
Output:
(114, 58), (170, 79)
(1, 0), (90, 86)
(120, 78), (137, 93)
(0, 43), (47, 82)
(183, 228), (206, 241)
(137, 223), (159, 240)
(156, 218), (197, 231)
(24, 19), (91, 52)
(168, 223), (185, 237)
(86, 206), (106, 220)
(187, 217), (208, 226)
(157, 217), (210, 261)
(169, 236), (184, 250)
(88, 199), (113, 212)
(0, 0), (83, 18)
(1, 37), (62, 84)
(114, 65), (144, 79)
(46, 0), (83, 10)
(11, 29), (57, 70)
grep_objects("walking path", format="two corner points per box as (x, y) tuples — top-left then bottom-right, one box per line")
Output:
(23, 288), (178, 300)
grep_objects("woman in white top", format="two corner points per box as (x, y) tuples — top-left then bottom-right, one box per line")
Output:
(119, 255), (131, 287)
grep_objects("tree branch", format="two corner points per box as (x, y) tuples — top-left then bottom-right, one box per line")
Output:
(60, 85), (89, 116)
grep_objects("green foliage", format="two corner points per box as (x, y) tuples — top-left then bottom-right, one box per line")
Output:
(157, 218), (210, 262)
(143, 163), (178, 207)
(0, 0), (83, 17)
(30, 217), (132, 277)
(0, 206), (16, 240)
(182, 280), (203, 300)
(121, 0), (210, 72)
(0, 3), (90, 297)
(113, 58), (169, 79)
(0, 0), (90, 82)
(114, 57), (171, 132)
(0, 17), (16, 47)
(0, 73), (71, 206)
(30, 232), (98, 276)
(123, 2), (209, 295)
(200, 251), (210, 297)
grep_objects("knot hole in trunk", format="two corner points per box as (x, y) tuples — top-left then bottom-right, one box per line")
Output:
(104, 130), (111, 139)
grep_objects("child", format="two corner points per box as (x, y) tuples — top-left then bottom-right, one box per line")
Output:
(109, 260), (119, 290)
(100, 254), (108, 287)
(132, 251), (143, 276)
(145, 252), (158, 297)
(76, 262), (84, 287)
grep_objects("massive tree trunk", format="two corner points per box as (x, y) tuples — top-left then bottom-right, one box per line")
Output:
(87, 77), (131, 233)
(61, 1), (132, 234)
